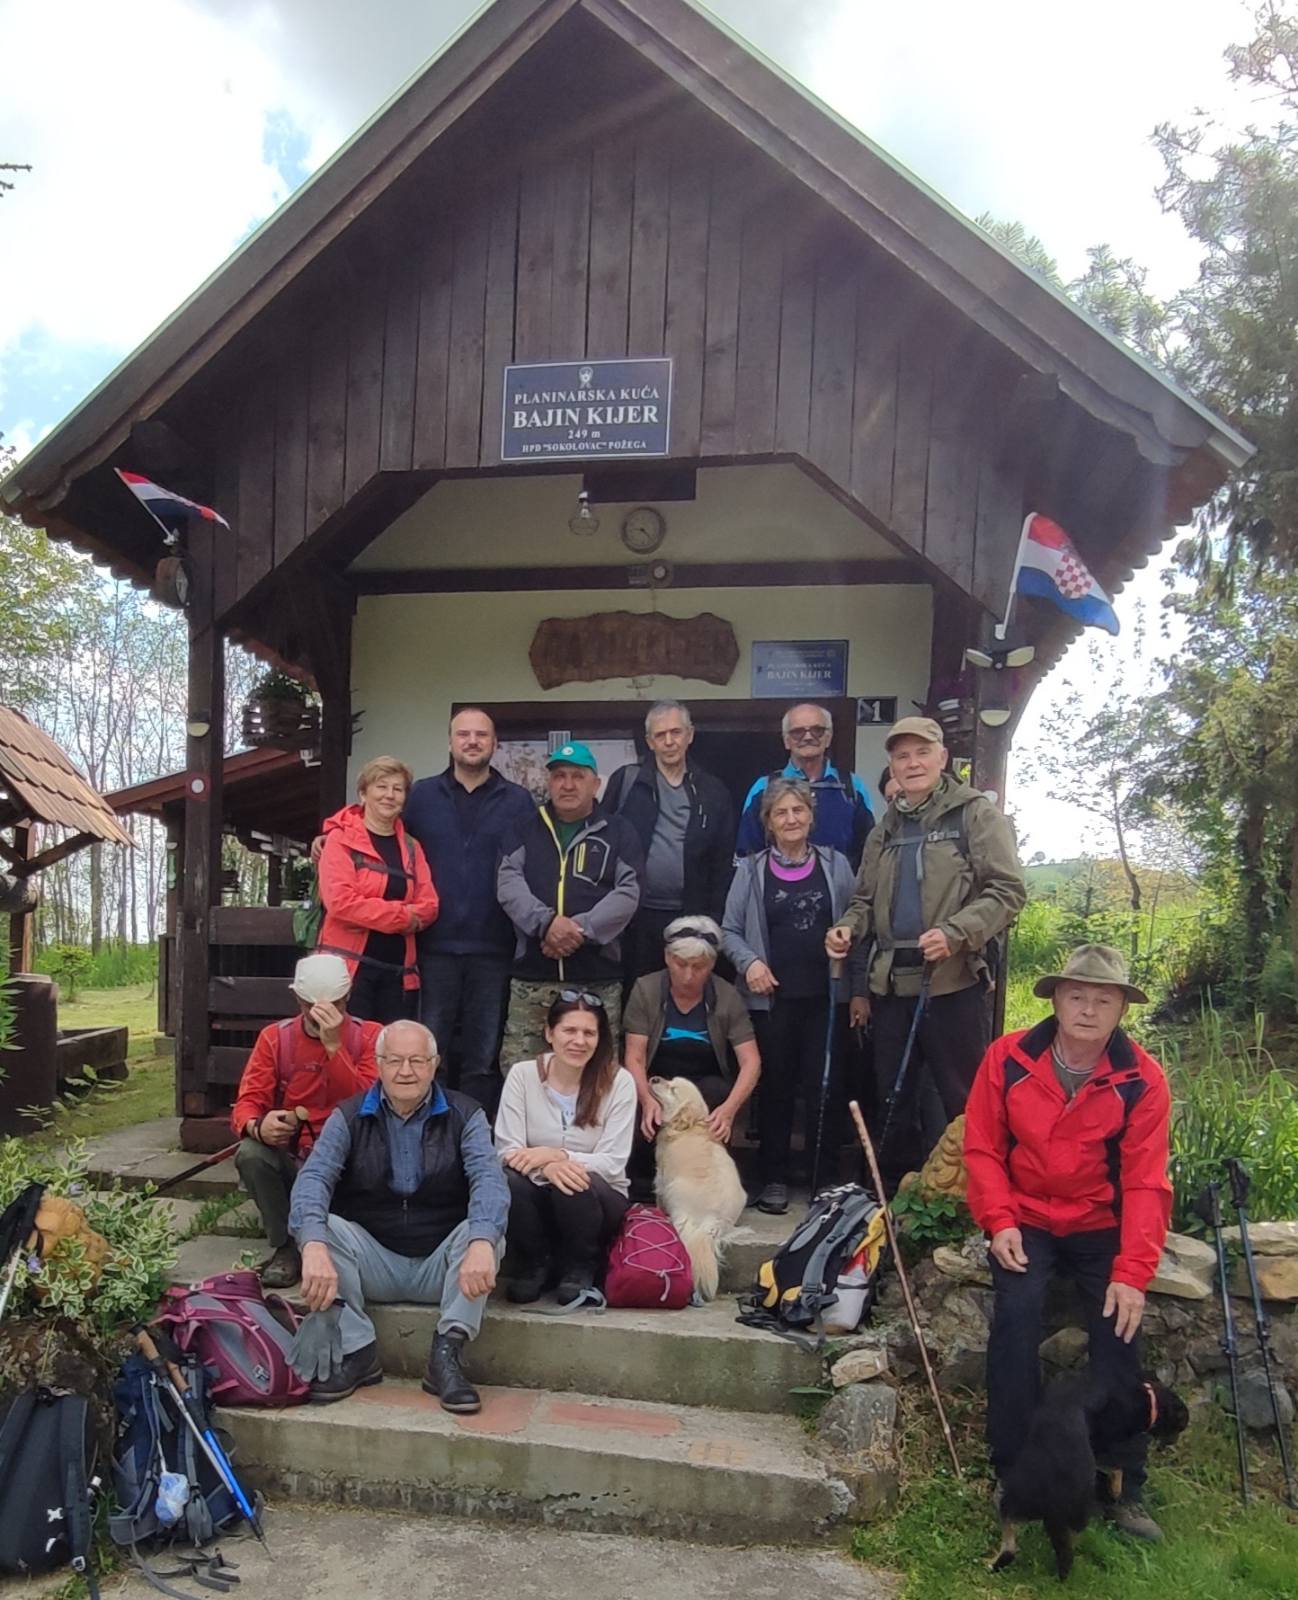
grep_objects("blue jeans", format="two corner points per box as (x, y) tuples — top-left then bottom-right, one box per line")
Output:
(418, 952), (511, 1115)
(323, 1214), (501, 1354)
(987, 1225), (1147, 1499)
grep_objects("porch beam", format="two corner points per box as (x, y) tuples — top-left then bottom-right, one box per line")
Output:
(352, 557), (923, 594)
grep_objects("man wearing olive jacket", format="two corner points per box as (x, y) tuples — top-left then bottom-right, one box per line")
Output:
(826, 716), (1025, 1181)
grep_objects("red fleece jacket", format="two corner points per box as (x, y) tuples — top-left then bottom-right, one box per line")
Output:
(963, 1020), (1172, 1291)
(317, 804), (439, 991)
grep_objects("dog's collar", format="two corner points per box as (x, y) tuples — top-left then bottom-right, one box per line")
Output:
(1143, 1382), (1158, 1430)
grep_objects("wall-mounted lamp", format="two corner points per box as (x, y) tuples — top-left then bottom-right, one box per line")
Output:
(964, 644), (1035, 728)
(185, 714), (212, 739)
(568, 488), (600, 536)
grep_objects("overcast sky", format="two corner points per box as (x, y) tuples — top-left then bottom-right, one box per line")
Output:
(0, 0), (1260, 857)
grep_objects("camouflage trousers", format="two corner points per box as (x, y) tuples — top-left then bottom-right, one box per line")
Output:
(500, 977), (623, 1071)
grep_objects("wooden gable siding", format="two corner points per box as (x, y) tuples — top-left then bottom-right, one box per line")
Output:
(211, 96), (1030, 620)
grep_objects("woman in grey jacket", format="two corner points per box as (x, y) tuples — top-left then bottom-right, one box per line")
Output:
(721, 778), (865, 1213)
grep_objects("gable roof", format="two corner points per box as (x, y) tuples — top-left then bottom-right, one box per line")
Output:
(3, 0), (1249, 536)
(0, 704), (134, 847)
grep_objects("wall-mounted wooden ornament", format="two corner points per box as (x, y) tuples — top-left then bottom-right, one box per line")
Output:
(529, 611), (739, 689)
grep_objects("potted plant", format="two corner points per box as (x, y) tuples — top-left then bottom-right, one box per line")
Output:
(240, 669), (320, 750)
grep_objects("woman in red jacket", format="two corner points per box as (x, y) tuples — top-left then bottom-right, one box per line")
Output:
(317, 756), (439, 1023)
(964, 944), (1172, 1543)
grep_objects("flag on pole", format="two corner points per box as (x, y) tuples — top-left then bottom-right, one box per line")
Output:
(114, 469), (229, 539)
(999, 513), (1119, 636)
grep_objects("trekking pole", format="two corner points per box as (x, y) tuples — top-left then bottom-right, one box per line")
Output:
(1226, 1159), (1298, 1508)
(0, 1182), (44, 1324)
(134, 1327), (272, 1555)
(809, 959), (845, 1197)
(1192, 1181), (1250, 1504)
(849, 1098), (962, 1479)
(876, 963), (933, 1179)
(153, 1107), (309, 1197)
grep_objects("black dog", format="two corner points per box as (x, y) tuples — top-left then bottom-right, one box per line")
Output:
(992, 1372), (1188, 1579)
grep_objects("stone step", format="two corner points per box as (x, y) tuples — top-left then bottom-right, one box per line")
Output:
(167, 1208), (795, 1295)
(218, 1379), (851, 1545)
(372, 1296), (819, 1414)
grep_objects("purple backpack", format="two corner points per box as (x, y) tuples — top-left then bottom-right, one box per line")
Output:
(158, 1270), (309, 1407)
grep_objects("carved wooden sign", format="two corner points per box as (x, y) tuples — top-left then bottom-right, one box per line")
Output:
(529, 611), (739, 689)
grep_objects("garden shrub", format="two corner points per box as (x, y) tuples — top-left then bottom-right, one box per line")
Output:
(1163, 1010), (1298, 1231)
(0, 1136), (175, 1333)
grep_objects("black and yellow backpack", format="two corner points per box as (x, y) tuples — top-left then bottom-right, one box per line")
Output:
(736, 1184), (888, 1350)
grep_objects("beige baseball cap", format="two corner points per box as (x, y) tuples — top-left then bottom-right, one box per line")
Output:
(885, 715), (945, 749)
(290, 953), (351, 1004)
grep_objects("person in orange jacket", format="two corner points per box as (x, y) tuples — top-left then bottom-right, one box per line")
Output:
(317, 755), (439, 1023)
(232, 953), (381, 1287)
(964, 944), (1172, 1543)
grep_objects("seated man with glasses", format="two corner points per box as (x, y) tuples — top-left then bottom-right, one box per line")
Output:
(735, 702), (875, 869)
(288, 1018), (509, 1412)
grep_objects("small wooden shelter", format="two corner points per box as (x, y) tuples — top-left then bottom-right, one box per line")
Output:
(0, 0), (1249, 1142)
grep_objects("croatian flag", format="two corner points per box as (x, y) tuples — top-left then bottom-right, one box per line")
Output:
(114, 469), (229, 538)
(1004, 513), (1119, 636)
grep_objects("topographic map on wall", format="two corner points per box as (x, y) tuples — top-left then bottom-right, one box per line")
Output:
(492, 738), (637, 803)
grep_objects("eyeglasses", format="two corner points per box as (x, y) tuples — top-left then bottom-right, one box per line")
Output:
(557, 989), (606, 1009)
(377, 1054), (436, 1067)
(788, 725), (830, 740)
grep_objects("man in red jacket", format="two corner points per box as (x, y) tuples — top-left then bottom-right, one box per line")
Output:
(964, 945), (1172, 1542)
(232, 953), (380, 1288)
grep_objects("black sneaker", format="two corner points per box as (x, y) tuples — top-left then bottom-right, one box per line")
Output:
(258, 1243), (301, 1289)
(756, 1182), (789, 1215)
(307, 1341), (382, 1404)
(422, 1331), (481, 1414)
(507, 1262), (551, 1304)
(554, 1268), (596, 1308)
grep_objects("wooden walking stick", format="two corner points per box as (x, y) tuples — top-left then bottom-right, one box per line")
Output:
(849, 1099), (962, 1478)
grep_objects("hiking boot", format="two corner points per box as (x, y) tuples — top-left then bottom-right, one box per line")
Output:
(258, 1243), (301, 1290)
(756, 1182), (789, 1215)
(307, 1341), (382, 1404)
(422, 1331), (481, 1414)
(554, 1267), (595, 1308)
(507, 1261), (551, 1304)
(1105, 1501), (1164, 1542)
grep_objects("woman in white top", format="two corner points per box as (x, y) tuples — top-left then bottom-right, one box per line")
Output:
(494, 989), (637, 1306)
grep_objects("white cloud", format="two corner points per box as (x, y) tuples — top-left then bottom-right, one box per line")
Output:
(0, 0), (301, 356)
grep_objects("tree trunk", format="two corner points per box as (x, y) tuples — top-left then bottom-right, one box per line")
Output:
(1239, 791), (1268, 989)
(1289, 817), (1298, 1019)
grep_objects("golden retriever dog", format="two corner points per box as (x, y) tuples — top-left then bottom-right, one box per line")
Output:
(649, 1076), (746, 1301)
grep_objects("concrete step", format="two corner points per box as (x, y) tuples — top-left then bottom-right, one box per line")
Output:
(219, 1379), (852, 1545)
(372, 1296), (819, 1414)
(167, 1207), (794, 1296)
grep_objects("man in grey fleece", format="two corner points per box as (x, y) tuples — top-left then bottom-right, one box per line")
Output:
(288, 1018), (509, 1413)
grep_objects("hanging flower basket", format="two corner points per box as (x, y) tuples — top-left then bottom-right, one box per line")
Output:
(241, 671), (320, 751)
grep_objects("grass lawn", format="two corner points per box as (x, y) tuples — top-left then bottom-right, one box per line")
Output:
(58, 981), (162, 1058)
(854, 1392), (1298, 1599)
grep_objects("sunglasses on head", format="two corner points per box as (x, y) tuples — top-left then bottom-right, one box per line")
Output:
(667, 925), (719, 949)
(557, 988), (606, 1009)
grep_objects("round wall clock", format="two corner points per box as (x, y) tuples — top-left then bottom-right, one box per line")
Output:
(621, 505), (666, 555)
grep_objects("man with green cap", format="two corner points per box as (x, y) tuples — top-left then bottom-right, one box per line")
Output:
(496, 741), (643, 1066)
(825, 715), (1025, 1180)
(965, 944), (1173, 1541)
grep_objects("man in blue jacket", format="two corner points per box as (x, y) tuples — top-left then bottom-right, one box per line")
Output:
(401, 709), (537, 1116)
(736, 703), (874, 868)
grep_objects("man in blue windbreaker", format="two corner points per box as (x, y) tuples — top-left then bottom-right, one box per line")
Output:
(735, 703), (874, 868)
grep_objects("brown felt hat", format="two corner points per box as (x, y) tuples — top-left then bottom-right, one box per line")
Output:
(1033, 944), (1148, 1004)
(885, 715), (944, 749)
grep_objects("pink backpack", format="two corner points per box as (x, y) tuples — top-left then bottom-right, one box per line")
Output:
(604, 1205), (694, 1309)
(158, 1270), (309, 1407)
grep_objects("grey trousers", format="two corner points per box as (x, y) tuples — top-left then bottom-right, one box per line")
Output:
(234, 1138), (299, 1249)
(322, 1214), (501, 1355)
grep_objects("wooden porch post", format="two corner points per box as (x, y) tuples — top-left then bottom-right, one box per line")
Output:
(6, 824), (33, 974)
(313, 576), (355, 815)
(177, 522), (225, 1118)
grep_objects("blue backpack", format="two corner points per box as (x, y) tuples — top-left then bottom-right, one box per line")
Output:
(109, 1352), (244, 1594)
